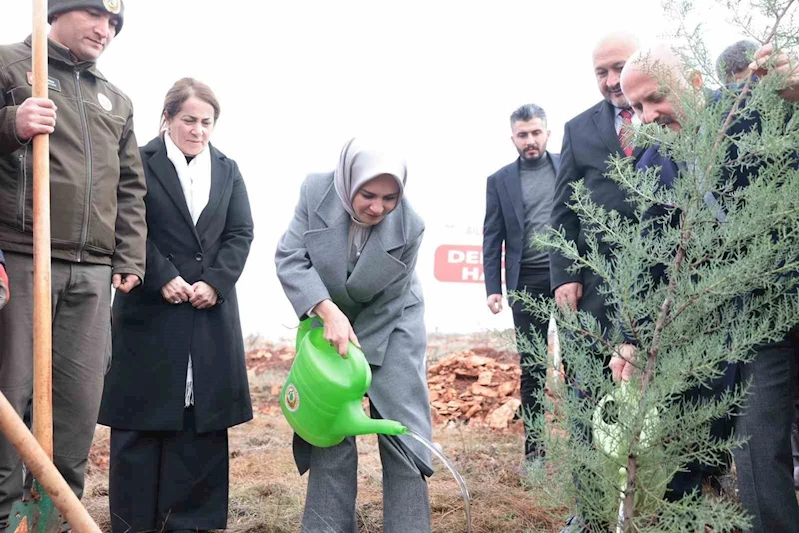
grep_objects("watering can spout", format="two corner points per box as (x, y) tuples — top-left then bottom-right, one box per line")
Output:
(332, 401), (407, 437)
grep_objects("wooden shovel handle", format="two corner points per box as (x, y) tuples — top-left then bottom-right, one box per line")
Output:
(31, 0), (53, 459)
(0, 391), (101, 533)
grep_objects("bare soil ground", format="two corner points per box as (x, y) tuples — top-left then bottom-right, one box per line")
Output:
(81, 333), (568, 533)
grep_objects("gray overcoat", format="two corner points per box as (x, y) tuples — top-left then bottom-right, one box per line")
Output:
(275, 172), (433, 476)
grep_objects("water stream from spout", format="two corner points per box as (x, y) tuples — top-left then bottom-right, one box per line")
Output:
(406, 428), (472, 533)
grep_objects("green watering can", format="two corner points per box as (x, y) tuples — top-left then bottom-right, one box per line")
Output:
(280, 318), (407, 447)
(592, 382), (668, 524)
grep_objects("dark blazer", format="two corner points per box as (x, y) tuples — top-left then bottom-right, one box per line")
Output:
(550, 100), (643, 332)
(0, 249), (4, 265)
(638, 97), (797, 293)
(98, 136), (254, 433)
(631, 115), (780, 499)
(483, 152), (561, 296)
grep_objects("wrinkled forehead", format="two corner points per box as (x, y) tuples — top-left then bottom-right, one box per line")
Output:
(622, 52), (684, 91)
(620, 65), (657, 95)
(593, 40), (638, 69)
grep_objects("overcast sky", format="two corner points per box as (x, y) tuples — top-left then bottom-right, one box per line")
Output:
(2, 1), (753, 339)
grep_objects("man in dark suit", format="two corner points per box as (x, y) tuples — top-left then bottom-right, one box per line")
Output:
(483, 103), (560, 465)
(550, 31), (641, 328)
(548, 31), (642, 532)
(717, 39), (799, 490)
(615, 43), (799, 533)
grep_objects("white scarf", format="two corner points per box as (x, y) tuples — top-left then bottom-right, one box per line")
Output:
(164, 133), (212, 407)
(164, 133), (212, 225)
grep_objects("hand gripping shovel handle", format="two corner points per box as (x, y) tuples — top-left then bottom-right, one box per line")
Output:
(0, 390), (101, 533)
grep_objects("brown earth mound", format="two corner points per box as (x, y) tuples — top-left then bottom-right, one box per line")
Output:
(244, 338), (525, 431)
(427, 350), (522, 429)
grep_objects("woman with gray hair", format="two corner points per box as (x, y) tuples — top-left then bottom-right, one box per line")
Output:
(275, 137), (433, 532)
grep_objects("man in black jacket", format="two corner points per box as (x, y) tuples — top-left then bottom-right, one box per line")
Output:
(549, 32), (642, 532)
(483, 103), (560, 465)
(550, 31), (642, 330)
(717, 38), (799, 491)
(615, 42), (799, 533)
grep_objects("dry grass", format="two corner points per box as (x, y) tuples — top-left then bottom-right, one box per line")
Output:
(84, 415), (566, 532)
(81, 340), (569, 533)
(78, 332), (798, 532)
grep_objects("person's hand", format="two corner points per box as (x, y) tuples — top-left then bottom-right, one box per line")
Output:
(160, 276), (193, 304)
(15, 98), (57, 141)
(189, 281), (218, 310)
(0, 263), (9, 309)
(313, 299), (360, 358)
(610, 343), (638, 383)
(750, 43), (799, 101)
(113, 274), (141, 294)
(554, 282), (582, 311)
(487, 294), (503, 314)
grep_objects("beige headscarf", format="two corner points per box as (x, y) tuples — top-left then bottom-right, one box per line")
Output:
(333, 137), (407, 265)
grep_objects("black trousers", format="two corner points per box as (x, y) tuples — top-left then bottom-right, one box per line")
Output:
(511, 265), (551, 457)
(663, 362), (736, 501)
(793, 379), (799, 471)
(732, 328), (799, 533)
(108, 409), (229, 533)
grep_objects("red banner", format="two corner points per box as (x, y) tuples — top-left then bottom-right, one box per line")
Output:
(434, 245), (504, 284)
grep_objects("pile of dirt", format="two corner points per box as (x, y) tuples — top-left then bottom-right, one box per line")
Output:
(427, 350), (522, 430)
(244, 339), (524, 430)
(245, 342), (295, 373)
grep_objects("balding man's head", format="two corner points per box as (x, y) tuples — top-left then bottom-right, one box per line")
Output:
(593, 32), (640, 108)
(620, 44), (703, 132)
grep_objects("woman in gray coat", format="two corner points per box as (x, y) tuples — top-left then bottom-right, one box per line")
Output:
(275, 137), (433, 533)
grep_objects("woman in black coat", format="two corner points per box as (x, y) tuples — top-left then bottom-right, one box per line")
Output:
(98, 78), (254, 533)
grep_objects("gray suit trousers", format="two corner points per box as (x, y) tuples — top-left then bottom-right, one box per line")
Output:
(300, 418), (431, 533)
(0, 252), (111, 527)
(733, 328), (799, 533)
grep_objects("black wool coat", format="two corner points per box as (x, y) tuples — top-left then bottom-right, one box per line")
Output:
(98, 136), (254, 433)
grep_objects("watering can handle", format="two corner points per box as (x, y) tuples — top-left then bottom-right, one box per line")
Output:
(297, 316), (355, 352)
(297, 316), (313, 342)
(298, 315), (363, 357)
(297, 317), (370, 384)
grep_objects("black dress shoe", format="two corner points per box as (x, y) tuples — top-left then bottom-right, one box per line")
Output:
(559, 515), (587, 533)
